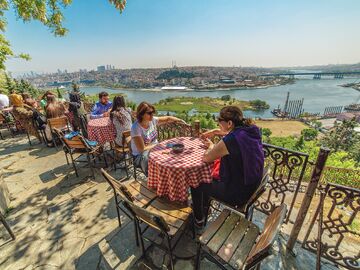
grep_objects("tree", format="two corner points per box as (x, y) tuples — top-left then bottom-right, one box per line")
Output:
(261, 128), (272, 142)
(301, 128), (318, 141)
(295, 135), (305, 150)
(4, 73), (14, 93)
(221, 95), (231, 101)
(56, 87), (63, 98)
(0, 0), (126, 70)
(321, 119), (359, 152)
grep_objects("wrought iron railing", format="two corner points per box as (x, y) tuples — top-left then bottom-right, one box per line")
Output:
(302, 183), (360, 269)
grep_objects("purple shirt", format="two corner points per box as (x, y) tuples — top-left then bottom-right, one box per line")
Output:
(90, 101), (113, 119)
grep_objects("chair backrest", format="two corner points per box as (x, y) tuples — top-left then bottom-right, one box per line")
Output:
(48, 116), (69, 130)
(123, 196), (170, 233)
(53, 128), (87, 150)
(122, 130), (131, 147)
(245, 204), (287, 269)
(243, 166), (270, 213)
(100, 168), (135, 202)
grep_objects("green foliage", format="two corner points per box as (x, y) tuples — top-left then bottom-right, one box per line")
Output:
(261, 128), (272, 142)
(221, 95), (231, 101)
(301, 128), (318, 141)
(156, 69), (194, 80)
(3, 74), (39, 97)
(249, 99), (270, 110)
(294, 135), (304, 150)
(56, 87), (63, 98)
(321, 119), (359, 152)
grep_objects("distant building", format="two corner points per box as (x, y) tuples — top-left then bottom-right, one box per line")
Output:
(97, 66), (106, 72)
(336, 112), (360, 123)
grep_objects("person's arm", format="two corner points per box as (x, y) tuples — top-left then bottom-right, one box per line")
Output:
(201, 128), (228, 139)
(157, 116), (186, 125)
(202, 139), (229, 163)
(132, 135), (156, 153)
(90, 103), (103, 119)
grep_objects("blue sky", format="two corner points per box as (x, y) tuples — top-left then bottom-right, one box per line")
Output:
(5, 0), (360, 73)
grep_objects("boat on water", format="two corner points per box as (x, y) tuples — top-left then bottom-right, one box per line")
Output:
(344, 103), (360, 111)
(161, 86), (190, 91)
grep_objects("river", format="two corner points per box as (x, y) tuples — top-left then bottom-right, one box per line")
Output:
(79, 78), (359, 118)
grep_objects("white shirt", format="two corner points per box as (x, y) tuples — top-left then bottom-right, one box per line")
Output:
(0, 94), (9, 109)
(131, 117), (158, 156)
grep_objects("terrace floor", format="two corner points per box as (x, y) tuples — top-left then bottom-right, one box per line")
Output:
(0, 132), (342, 270)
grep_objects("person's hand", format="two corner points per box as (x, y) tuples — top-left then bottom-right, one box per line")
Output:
(103, 111), (110, 117)
(201, 138), (213, 149)
(200, 130), (214, 139)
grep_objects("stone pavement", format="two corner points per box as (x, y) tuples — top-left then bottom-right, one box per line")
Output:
(0, 132), (341, 270)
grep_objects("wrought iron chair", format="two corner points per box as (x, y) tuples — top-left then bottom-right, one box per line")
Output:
(157, 121), (193, 142)
(54, 128), (107, 178)
(112, 130), (132, 179)
(47, 116), (71, 149)
(196, 204), (287, 270)
(209, 166), (270, 221)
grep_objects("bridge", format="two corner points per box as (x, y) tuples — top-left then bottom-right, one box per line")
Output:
(259, 71), (360, 79)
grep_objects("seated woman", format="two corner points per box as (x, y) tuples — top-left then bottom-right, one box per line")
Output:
(22, 93), (39, 109)
(44, 95), (67, 145)
(191, 106), (264, 228)
(68, 91), (86, 133)
(45, 95), (66, 119)
(131, 101), (185, 176)
(110, 95), (133, 146)
(9, 90), (42, 142)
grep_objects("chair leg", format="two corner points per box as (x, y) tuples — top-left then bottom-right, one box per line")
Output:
(113, 149), (117, 171)
(166, 235), (174, 270)
(124, 157), (129, 179)
(87, 153), (95, 179)
(70, 153), (79, 177)
(134, 220), (139, 247)
(137, 220), (146, 256)
(0, 130), (3, 140)
(64, 152), (69, 165)
(195, 243), (202, 270)
(103, 152), (108, 168)
(0, 212), (15, 240)
(26, 132), (32, 145)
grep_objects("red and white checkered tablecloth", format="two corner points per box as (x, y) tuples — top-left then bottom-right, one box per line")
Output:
(148, 137), (213, 202)
(87, 117), (116, 145)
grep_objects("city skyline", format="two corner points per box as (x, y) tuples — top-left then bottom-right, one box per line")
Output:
(5, 0), (360, 74)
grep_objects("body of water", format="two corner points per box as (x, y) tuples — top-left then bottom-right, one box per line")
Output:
(79, 78), (360, 118)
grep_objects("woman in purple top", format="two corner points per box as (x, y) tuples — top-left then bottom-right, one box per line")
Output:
(191, 106), (264, 228)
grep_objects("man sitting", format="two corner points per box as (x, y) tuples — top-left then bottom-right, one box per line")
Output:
(90, 91), (113, 119)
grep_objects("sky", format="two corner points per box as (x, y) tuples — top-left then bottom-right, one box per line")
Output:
(4, 0), (360, 74)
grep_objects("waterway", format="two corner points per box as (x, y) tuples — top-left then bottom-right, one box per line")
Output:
(79, 78), (360, 118)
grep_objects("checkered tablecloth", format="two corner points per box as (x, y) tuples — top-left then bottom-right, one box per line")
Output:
(87, 117), (116, 144)
(148, 137), (213, 202)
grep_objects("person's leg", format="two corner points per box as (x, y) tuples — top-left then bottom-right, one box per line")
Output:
(190, 183), (211, 223)
(139, 150), (150, 176)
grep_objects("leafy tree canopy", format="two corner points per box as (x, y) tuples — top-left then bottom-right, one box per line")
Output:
(0, 0), (126, 70)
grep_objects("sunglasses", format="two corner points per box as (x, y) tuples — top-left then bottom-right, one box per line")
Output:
(146, 111), (155, 115)
(217, 117), (226, 122)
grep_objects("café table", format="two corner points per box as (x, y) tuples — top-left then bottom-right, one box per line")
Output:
(87, 117), (116, 145)
(148, 137), (213, 202)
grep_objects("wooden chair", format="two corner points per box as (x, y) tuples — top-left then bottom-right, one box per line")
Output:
(122, 196), (193, 270)
(47, 116), (71, 149)
(112, 130), (133, 179)
(196, 204), (287, 270)
(54, 128), (107, 178)
(100, 168), (158, 227)
(209, 166), (270, 221)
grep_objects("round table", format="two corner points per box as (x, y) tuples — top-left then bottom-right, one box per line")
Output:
(87, 117), (116, 144)
(148, 137), (213, 202)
